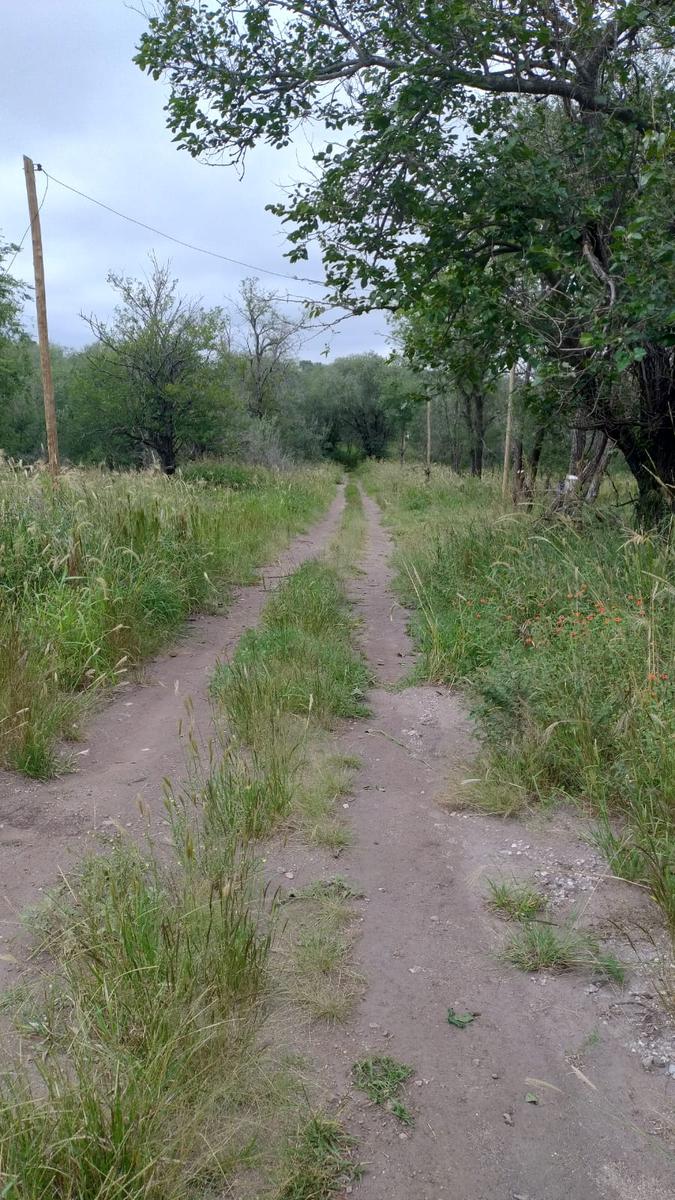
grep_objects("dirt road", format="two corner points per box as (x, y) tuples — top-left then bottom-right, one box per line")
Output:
(1, 481), (673, 1198)
(273, 487), (675, 1200)
(0, 487), (345, 992)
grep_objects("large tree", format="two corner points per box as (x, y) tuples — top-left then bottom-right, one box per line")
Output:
(83, 259), (230, 473)
(137, 2), (674, 517)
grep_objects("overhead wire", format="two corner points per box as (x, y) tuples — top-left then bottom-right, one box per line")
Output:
(41, 167), (328, 291)
(3, 172), (49, 276)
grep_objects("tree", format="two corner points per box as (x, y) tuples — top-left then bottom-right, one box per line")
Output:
(0, 239), (42, 459)
(232, 278), (309, 418)
(83, 259), (230, 473)
(137, 2), (675, 518)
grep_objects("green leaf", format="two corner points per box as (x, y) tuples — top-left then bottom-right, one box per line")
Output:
(447, 1007), (477, 1028)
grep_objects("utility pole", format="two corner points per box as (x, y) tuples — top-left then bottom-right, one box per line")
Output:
(501, 364), (516, 500)
(23, 155), (59, 478)
(424, 398), (432, 482)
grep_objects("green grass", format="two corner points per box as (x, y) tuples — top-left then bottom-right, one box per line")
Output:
(352, 1056), (415, 1125)
(283, 888), (364, 1023)
(275, 1116), (359, 1200)
(503, 921), (625, 981)
(213, 560), (370, 744)
(0, 472), (369, 1197)
(364, 462), (675, 948)
(0, 463), (334, 776)
(486, 877), (546, 921)
(292, 877), (365, 902)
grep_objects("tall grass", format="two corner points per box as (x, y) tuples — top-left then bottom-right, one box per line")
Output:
(0, 474), (367, 1198)
(209, 484), (370, 845)
(0, 463), (333, 776)
(365, 463), (674, 942)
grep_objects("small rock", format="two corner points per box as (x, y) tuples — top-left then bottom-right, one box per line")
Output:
(668, 1063), (675, 1077)
(503, 1112), (514, 1126)
(585, 984), (599, 995)
(641, 1054), (655, 1071)
(284, 871), (294, 880)
(399, 1132), (408, 1140)
(491, 1073), (499, 1080)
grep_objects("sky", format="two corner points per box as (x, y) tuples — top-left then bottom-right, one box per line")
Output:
(0, 0), (389, 358)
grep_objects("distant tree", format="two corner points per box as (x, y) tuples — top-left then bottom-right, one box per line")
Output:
(0, 238), (42, 459)
(233, 278), (309, 419)
(82, 258), (230, 473)
(330, 355), (392, 458)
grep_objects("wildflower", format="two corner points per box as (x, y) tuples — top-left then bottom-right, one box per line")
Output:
(614, 617), (622, 623)
(586, 614), (594, 621)
(647, 672), (657, 681)
(660, 673), (669, 681)
(524, 636), (534, 647)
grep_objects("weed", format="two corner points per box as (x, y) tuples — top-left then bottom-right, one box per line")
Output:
(294, 878), (365, 902)
(503, 921), (625, 981)
(486, 877), (546, 921)
(0, 464), (334, 776)
(286, 914), (362, 1023)
(353, 1055), (414, 1120)
(276, 1116), (358, 1200)
(364, 462), (674, 949)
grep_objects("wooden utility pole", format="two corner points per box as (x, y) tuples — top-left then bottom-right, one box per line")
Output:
(424, 398), (432, 481)
(23, 156), (59, 478)
(501, 364), (516, 500)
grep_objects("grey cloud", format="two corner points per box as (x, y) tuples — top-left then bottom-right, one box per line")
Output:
(1, 0), (388, 358)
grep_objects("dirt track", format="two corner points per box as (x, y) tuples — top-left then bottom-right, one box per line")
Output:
(1, 483), (673, 1198)
(0, 487), (345, 993)
(268, 488), (675, 1200)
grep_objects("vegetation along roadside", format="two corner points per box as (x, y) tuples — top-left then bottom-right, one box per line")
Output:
(0, 463), (334, 778)
(0, 481), (367, 1199)
(363, 463), (675, 957)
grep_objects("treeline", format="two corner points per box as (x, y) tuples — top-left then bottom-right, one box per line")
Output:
(1, 252), (567, 477)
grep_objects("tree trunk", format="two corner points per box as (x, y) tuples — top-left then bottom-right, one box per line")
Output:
(527, 423), (546, 490)
(601, 349), (675, 525)
(511, 435), (525, 503)
(568, 418), (587, 476)
(156, 436), (177, 475)
(463, 391), (485, 477)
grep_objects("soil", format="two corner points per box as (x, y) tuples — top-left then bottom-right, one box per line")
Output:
(1, 481), (673, 1199)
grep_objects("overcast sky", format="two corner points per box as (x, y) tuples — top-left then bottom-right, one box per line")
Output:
(1, 0), (388, 358)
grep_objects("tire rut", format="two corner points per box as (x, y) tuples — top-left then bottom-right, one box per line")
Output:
(293, 485), (674, 1200)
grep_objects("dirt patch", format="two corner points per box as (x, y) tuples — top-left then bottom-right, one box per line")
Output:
(271, 487), (675, 1200)
(0, 489), (345, 992)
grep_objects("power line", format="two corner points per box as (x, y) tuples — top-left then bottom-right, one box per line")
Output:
(42, 167), (328, 289)
(4, 173), (49, 276)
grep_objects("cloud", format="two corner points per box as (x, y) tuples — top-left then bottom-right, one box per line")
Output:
(1, 0), (389, 358)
